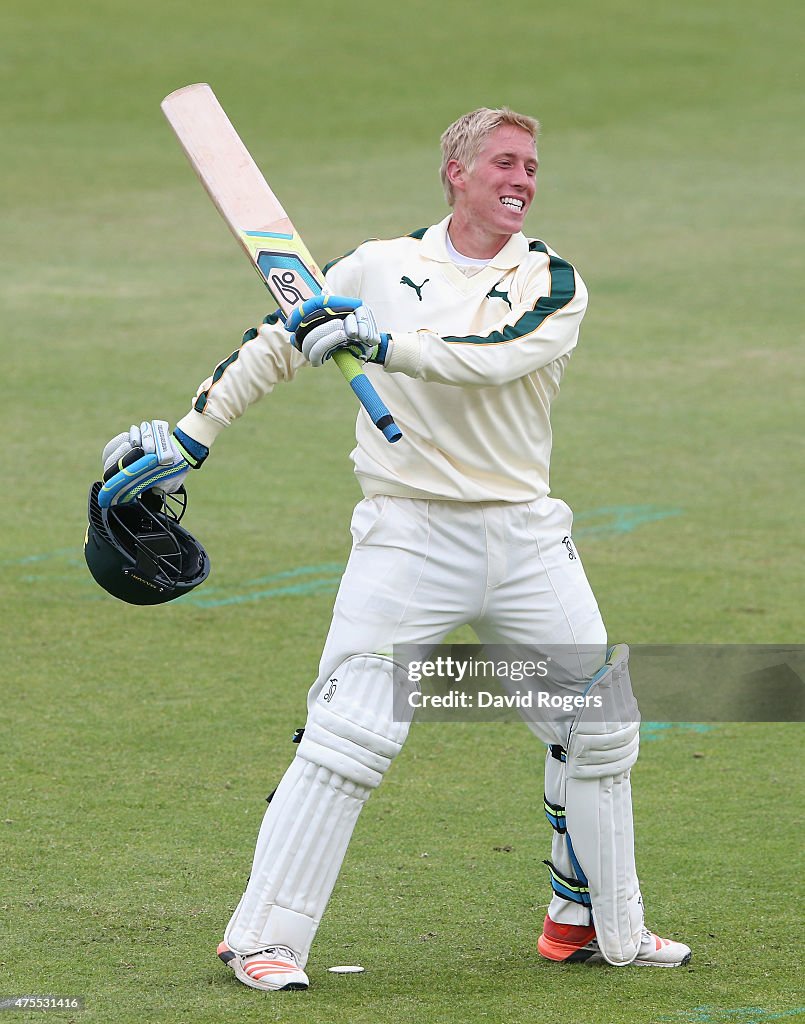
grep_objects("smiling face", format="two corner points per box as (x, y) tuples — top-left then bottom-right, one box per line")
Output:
(446, 124), (538, 258)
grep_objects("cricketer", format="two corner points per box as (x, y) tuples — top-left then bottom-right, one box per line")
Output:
(96, 106), (692, 990)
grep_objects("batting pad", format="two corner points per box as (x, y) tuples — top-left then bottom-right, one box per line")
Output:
(225, 655), (411, 966)
(565, 644), (643, 965)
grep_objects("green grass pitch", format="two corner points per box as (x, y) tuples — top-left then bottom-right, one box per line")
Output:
(1, 0), (803, 1021)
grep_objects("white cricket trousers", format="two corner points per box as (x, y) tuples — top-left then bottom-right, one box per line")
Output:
(226, 495), (607, 959)
(313, 494), (606, 706)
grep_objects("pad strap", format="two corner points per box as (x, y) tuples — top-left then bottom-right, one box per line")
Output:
(544, 796), (567, 834)
(543, 860), (592, 907)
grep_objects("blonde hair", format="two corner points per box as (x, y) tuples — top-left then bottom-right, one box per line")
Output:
(439, 107), (540, 206)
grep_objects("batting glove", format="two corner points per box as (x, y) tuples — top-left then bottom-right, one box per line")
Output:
(98, 420), (208, 508)
(287, 295), (389, 367)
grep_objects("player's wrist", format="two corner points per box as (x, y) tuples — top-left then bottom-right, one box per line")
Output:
(174, 409), (228, 450)
(381, 331), (420, 376)
(372, 333), (390, 365)
(172, 427), (209, 469)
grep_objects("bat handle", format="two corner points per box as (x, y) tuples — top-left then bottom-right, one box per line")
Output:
(331, 350), (402, 443)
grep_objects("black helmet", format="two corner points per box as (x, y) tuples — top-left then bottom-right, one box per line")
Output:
(84, 482), (210, 605)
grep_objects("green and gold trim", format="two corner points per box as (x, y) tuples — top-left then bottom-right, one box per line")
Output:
(444, 241), (575, 346)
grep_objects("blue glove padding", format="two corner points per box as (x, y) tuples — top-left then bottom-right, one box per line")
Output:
(98, 420), (206, 508)
(287, 295), (389, 367)
(286, 295), (360, 338)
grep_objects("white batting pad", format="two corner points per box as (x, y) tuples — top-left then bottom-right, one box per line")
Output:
(565, 770), (643, 964)
(565, 644), (643, 964)
(225, 655), (411, 966)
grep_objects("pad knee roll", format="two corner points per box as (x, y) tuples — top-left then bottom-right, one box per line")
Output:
(566, 644), (640, 779)
(297, 654), (413, 789)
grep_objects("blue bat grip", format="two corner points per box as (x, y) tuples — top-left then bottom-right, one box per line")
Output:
(348, 373), (402, 443)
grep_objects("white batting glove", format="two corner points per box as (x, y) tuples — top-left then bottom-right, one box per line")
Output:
(298, 318), (350, 367)
(99, 420), (190, 507)
(342, 303), (383, 348)
(287, 295), (390, 366)
(298, 308), (389, 366)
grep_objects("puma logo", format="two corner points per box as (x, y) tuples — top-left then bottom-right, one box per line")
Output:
(486, 286), (512, 309)
(401, 276), (429, 301)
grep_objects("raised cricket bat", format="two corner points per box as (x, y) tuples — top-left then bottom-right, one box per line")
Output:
(161, 83), (401, 443)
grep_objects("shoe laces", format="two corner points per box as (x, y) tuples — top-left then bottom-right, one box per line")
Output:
(257, 944), (299, 965)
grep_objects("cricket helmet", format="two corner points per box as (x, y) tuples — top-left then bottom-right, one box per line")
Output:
(84, 481), (209, 605)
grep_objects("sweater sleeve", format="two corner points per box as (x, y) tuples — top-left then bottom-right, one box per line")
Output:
(175, 312), (307, 448)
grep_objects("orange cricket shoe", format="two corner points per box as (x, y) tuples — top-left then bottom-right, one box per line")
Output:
(537, 915), (692, 967)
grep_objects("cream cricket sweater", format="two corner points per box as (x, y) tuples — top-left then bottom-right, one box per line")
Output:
(176, 216), (588, 502)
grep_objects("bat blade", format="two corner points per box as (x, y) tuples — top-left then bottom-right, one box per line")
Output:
(160, 83), (321, 315)
(160, 84), (400, 442)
